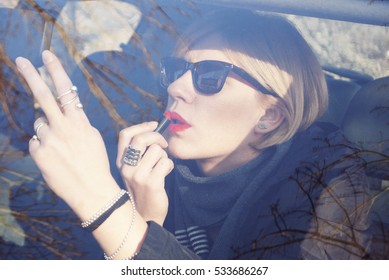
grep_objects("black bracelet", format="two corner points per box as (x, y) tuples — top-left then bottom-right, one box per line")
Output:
(84, 193), (129, 232)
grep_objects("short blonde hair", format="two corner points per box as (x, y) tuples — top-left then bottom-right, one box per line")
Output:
(175, 9), (328, 150)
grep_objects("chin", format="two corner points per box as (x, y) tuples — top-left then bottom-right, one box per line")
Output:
(166, 143), (200, 160)
(167, 145), (188, 160)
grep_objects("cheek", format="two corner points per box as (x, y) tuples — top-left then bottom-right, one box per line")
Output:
(165, 120), (228, 160)
(214, 99), (263, 131)
(166, 92), (264, 159)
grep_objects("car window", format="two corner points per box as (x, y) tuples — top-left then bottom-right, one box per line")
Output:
(1, 0), (388, 259)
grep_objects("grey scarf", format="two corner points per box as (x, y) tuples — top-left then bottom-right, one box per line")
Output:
(169, 139), (293, 258)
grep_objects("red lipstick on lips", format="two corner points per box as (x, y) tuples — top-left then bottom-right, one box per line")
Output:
(165, 111), (191, 133)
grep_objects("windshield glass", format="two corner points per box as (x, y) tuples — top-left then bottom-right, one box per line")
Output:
(1, 0), (388, 260)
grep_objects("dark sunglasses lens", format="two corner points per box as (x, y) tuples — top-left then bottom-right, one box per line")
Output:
(195, 61), (226, 94)
(161, 58), (187, 88)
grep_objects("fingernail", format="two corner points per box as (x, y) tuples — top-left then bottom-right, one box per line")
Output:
(42, 50), (54, 64)
(15, 57), (29, 70)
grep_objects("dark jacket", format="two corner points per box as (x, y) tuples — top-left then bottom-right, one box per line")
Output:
(135, 123), (371, 259)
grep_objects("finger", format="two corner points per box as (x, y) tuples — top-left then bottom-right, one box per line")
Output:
(132, 150), (173, 190)
(137, 144), (168, 173)
(29, 135), (41, 155)
(117, 121), (159, 166)
(15, 57), (62, 124)
(33, 116), (48, 130)
(150, 157), (174, 182)
(119, 131), (168, 168)
(130, 131), (169, 155)
(42, 51), (85, 116)
(127, 145), (170, 187)
(121, 145), (163, 181)
(34, 121), (50, 142)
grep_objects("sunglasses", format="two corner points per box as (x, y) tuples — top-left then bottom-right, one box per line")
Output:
(160, 56), (277, 96)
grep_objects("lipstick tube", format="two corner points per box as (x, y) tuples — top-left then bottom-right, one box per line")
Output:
(154, 116), (171, 133)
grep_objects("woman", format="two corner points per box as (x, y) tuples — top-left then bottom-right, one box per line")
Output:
(15, 9), (371, 259)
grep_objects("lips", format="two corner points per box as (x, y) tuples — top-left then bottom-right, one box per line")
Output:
(165, 111), (191, 133)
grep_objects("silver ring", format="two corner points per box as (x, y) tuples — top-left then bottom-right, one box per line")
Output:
(58, 85), (80, 109)
(33, 117), (49, 139)
(75, 102), (83, 109)
(123, 146), (142, 166)
(57, 85), (78, 100)
(60, 95), (78, 108)
(33, 117), (48, 131)
(35, 122), (47, 140)
(31, 135), (39, 141)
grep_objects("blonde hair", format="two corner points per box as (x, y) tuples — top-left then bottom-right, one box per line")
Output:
(175, 9), (328, 150)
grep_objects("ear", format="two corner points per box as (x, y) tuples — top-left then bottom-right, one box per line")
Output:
(254, 107), (284, 134)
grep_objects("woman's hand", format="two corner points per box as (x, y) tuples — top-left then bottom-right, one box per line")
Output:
(117, 122), (174, 225)
(16, 51), (120, 219)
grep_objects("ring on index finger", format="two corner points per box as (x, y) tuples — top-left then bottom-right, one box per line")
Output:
(123, 146), (142, 166)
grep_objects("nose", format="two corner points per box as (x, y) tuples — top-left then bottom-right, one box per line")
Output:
(167, 70), (196, 104)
